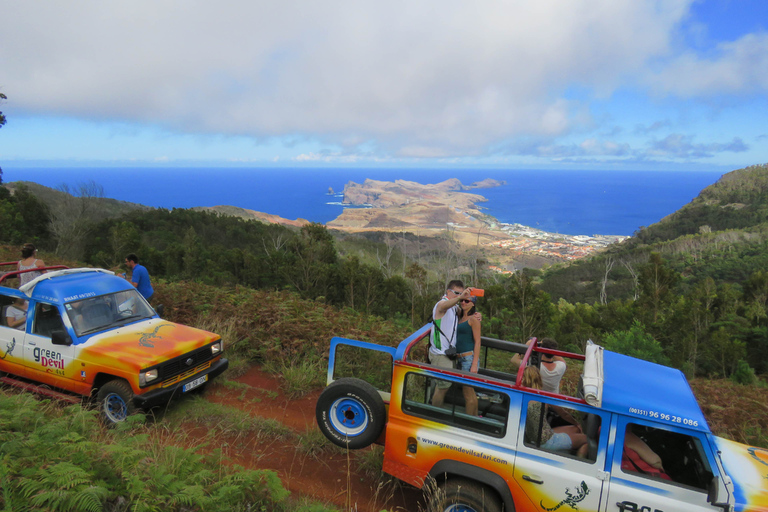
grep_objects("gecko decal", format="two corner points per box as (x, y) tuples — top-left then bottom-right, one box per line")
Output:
(0, 338), (17, 360)
(541, 481), (590, 511)
(138, 324), (172, 348)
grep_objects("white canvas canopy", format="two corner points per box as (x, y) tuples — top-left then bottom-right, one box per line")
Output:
(582, 340), (604, 407)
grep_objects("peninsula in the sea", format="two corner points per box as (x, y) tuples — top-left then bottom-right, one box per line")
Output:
(327, 178), (626, 270)
(202, 177), (626, 270)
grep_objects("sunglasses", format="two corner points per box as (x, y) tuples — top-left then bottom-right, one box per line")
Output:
(460, 299), (474, 304)
(448, 289), (462, 295)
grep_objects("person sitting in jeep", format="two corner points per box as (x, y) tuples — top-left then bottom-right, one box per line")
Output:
(5, 297), (27, 330)
(523, 366), (589, 457)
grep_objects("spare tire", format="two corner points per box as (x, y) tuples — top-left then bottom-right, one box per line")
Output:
(316, 377), (386, 449)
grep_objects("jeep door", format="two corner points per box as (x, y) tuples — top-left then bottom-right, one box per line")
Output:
(385, 365), (516, 494)
(513, 394), (609, 512)
(603, 416), (729, 512)
(0, 291), (27, 377)
(22, 302), (78, 392)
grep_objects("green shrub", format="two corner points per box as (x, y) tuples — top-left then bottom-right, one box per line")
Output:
(602, 321), (669, 366)
(731, 360), (758, 385)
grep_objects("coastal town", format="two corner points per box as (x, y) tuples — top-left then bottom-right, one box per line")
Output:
(488, 223), (628, 262)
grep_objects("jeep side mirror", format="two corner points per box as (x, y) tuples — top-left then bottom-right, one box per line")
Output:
(154, 304), (165, 318)
(51, 329), (73, 346)
(707, 475), (731, 511)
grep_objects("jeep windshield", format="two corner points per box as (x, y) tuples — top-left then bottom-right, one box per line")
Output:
(64, 289), (155, 337)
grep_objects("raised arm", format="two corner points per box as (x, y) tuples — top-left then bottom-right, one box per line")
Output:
(435, 288), (471, 317)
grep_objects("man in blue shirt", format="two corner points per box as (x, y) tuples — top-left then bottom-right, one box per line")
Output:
(125, 253), (154, 303)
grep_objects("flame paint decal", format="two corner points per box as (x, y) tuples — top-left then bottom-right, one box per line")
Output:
(714, 437), (768, 510)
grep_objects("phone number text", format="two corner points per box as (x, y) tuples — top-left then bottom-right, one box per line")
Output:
(628, 407), (699, 427)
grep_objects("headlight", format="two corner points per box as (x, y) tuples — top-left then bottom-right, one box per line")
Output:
(211, 341), (222, 355)
(139, 368), (159, 386)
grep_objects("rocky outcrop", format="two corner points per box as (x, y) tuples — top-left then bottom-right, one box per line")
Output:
(341, 178), (497, 209)
(327, 202), (485, 230)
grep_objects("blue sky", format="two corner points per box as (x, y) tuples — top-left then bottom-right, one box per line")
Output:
(0, 0), (766, 170)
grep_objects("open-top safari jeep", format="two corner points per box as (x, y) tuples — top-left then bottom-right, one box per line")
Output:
(316, 324), (768, 512)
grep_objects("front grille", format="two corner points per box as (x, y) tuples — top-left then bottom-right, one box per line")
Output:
(161, 361), (212, 388)
(155, 344), (216, 383)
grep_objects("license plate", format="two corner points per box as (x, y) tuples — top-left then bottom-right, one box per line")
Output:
(183, 375), (208, 392)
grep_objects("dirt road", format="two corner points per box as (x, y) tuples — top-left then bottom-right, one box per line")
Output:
(205, 367), (424, 512)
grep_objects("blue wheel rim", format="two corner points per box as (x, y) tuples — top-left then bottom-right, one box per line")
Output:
(104, 393), (127, 423)
(445, 505), (476, 512)
(329, 397), (369, 437)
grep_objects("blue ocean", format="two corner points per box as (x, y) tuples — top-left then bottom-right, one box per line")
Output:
(4, 167), (725, 236)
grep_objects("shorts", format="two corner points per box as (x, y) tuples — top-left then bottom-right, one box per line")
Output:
(542, 432), (572, 451)
(429, 352), (454, 389)
(457, 354), (474, 372)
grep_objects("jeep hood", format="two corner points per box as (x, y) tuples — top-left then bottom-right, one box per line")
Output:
(79, 319), (220, 371)
(714, 436), (768, 511)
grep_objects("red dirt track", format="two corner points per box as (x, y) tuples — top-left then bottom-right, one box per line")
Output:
(205, 367), (424, 512)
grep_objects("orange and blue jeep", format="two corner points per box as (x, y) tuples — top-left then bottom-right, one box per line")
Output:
(316, 324), (768, 512)
(0, 266), (228, 424)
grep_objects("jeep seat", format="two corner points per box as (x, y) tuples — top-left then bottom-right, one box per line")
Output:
(82, 302), (113, 327)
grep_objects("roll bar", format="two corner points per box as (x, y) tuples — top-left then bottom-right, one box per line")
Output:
(0, 262), (70, 285)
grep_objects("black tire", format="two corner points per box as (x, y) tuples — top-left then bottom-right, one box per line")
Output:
(96, 379), (137, 425)
(315, 377), (386, 449)
(435, 478), (503, 512)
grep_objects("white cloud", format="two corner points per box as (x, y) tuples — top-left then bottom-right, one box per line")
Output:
(2, 0), (695, 158)
(646, 32), (768, 96)
(646, 134), (748, 159)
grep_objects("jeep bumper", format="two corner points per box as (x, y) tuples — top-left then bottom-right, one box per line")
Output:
(133, 358), (229, 409)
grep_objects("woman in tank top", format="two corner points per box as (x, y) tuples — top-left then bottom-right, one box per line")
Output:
(455, 296), (482, 416)
(17, 243), (46, 287)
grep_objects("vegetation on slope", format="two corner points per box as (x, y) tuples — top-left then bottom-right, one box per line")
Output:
(0, 392), (298, 512)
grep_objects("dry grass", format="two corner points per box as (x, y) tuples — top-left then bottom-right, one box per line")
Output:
(155, 282), (411, 369)
(690, 377), (768, 447)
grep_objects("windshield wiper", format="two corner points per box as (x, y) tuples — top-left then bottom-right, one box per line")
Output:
(115, 314), (149, 325)
(79, 325), (111, 336)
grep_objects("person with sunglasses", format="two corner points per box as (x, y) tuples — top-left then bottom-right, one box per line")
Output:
(429, 280), (480, 408)
(430, 280), (468, 406)
(456, 294), (481, 416)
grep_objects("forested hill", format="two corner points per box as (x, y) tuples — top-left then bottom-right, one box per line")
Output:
(630, 163), (768, 246)
(5, 181), (149, 218)
(538, 163), (768, 305)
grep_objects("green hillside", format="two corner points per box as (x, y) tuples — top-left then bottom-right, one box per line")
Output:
(631, 163), (768, 246)
(5, 180), (149, 219)
(539, 163), (768, 305)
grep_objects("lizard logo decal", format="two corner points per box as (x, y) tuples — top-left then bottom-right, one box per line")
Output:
(541, 480), (590, 511)
(0, 338), (17, 360)
(138, 324), (172, 348)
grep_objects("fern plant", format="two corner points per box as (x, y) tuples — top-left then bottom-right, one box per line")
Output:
(18, 462), (110, 512)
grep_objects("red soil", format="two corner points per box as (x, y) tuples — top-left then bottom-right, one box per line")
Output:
(205, 367), (424, 512)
